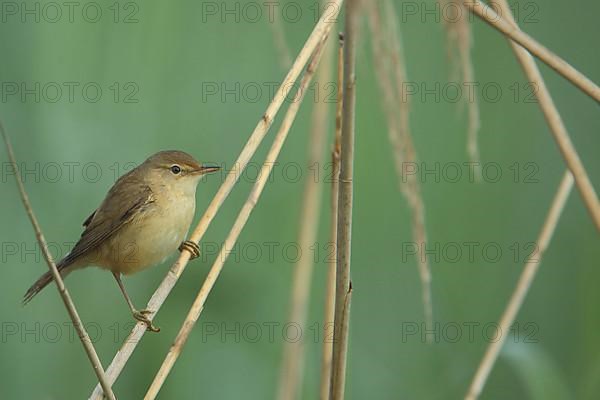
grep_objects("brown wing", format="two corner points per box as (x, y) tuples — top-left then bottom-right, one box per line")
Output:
(59, 172), (155, 268)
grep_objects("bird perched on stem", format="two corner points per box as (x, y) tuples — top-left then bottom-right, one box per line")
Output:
(23, 150), (220, 332)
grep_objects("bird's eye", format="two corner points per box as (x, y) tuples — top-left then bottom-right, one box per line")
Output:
(170, 165), (182, 174)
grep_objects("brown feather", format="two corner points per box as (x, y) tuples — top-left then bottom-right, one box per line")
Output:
(23, 170), (155, 304)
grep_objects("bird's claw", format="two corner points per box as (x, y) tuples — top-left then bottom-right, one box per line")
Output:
(179, 240), (200, 260)
(133, 309), (160, 333)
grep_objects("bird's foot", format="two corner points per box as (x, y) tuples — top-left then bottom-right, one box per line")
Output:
(179, 240), (200, 260)
(133, 309), (160, 333)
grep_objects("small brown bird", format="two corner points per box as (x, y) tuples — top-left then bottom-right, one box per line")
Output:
(23, 150), (220, 332)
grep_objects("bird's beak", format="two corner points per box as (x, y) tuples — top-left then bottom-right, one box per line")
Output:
(192, 163), (221, 175)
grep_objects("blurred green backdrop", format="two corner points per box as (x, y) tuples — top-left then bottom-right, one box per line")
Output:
(1, 0), (599, 399)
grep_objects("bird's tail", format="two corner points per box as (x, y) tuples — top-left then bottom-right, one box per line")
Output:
(23, 261), (73, 305)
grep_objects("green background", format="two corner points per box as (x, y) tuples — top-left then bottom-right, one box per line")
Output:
(1, 1), (599, 399)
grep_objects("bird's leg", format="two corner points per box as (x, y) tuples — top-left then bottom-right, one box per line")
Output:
(112, 272), (160, 333)
(179, 240), (200, 259)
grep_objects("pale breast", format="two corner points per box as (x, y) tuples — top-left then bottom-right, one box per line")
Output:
(100, 192), (196, 275)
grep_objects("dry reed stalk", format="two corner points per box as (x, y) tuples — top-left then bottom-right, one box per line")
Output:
(464, 0), (600, 104)
(89, 1), (345, 397)
(276, 9), (335, 400)
(440, 0), (481, 180)
(1, 122), (116, 400)
(366, 1), (434, 334)
(465, 171), (573, 400)
(329, 0), (359, 398)
(464, 0), (588, 396)
(143, 35), (333, 400)
(319, 33), (344, 400)
(483, 0), (600, 233)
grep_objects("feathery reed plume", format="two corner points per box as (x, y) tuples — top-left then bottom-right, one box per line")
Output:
(440, 0), (481, 180)
(367, 0), (434, 334)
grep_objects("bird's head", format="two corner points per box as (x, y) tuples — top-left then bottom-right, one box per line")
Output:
(142, 150), (220, 192)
